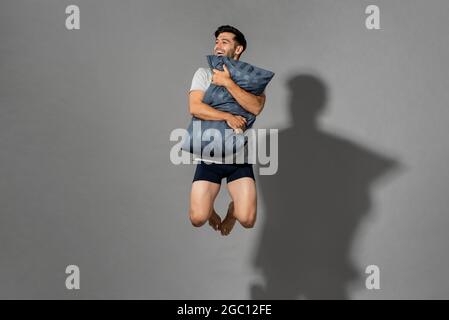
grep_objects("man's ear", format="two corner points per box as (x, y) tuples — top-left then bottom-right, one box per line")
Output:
(235, 45), (243, 56)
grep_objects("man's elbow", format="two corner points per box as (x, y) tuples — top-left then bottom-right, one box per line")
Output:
(252, 96), (265, 116)
(189, 104), (198, 116)
(253, 104), (264, 116)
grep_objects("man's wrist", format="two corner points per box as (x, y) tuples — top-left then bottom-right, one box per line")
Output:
(224, 78), (236, 90)
(222, 112), (232, 121)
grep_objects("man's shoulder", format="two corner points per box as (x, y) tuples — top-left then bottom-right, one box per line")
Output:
(193, 67), (212, 78)
(190, 67), (212, 93)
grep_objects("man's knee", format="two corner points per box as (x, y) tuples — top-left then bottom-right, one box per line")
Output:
(238, 211), (257, 229)
(189, 209), (209, 227)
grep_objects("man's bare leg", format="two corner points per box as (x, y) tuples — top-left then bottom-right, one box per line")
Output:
(221, 177), (257, 235)
(190, 180), (221, 229)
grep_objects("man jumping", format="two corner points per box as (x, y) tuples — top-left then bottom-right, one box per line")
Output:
(188, 25), (266, 236)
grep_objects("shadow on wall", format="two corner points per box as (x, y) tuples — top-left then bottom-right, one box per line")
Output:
(250, 74), (401, 299)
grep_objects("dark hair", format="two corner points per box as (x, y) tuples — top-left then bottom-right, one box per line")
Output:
(214, 25), (247, 53)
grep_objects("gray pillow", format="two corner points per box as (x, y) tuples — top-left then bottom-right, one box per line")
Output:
(182, 55), (274, 159)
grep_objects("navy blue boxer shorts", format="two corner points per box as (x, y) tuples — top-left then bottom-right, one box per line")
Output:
(193, 161), (255, 185)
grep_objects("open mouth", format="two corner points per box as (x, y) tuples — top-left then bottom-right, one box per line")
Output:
(215, 51), (225, 55)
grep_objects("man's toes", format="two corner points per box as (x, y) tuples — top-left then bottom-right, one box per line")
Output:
(209, 220), (217, 230)
(209, 214), (221, 231)
(220, 220), (235, 236)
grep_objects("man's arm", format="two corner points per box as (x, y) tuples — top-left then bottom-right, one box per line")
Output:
(189, 90), (230, 121)
(212, 65), (266, 116)
(189, 90), (247, 129)
(226, 84), (266, 116)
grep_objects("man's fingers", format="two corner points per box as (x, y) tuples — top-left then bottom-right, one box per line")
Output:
(227, 115), (247, 131)
(226, 121), (238, 130)
(232, 123), (244, 130)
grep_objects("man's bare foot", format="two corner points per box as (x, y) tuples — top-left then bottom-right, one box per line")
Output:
(221, 201), (237, 236)
(208, 209), (222, 231)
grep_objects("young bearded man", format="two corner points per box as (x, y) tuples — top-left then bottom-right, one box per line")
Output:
(188, 25), (266, 236)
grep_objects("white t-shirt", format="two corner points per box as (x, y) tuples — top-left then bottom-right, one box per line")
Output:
(188, 67), (249, 164)
(189, 67), (213, 93)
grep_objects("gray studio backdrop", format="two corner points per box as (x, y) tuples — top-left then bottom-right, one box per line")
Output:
(1, 0), (448, 299)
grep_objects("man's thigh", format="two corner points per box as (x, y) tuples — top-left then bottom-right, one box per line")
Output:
(190, 180), (221, 218)
(227, 177), (257, 221)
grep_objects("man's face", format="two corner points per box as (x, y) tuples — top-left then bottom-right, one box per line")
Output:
(214, 32), (243, 60)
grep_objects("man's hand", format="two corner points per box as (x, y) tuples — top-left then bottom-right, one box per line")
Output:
(225, 114), (247, 133)
(211, 65), (232, 88)
(213, 64), (266, 116)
